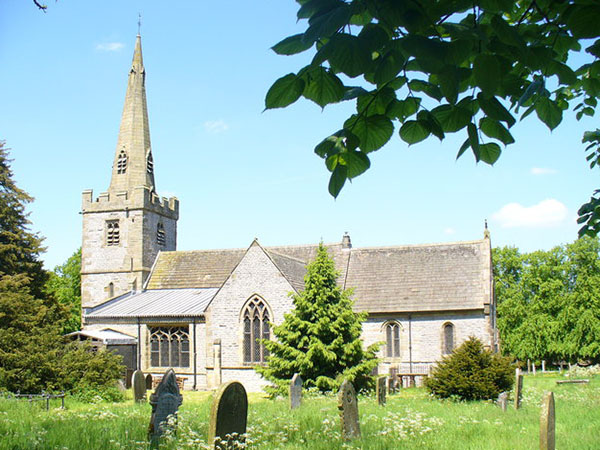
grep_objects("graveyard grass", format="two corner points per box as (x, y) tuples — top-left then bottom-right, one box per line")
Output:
(1, 374), (598, 449)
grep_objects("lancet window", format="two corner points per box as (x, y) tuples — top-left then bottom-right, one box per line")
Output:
(385, 322), (401, 358)
(106, 220), (120, 246)
(242, 297), (270, 364)
(149, 326), (190, 367)
(117, 150), (127, 174)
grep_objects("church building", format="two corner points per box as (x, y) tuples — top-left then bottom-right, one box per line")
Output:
(79, 35), (497, 392)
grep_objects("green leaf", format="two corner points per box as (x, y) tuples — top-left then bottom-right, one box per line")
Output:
(302, 67), (345, 108)
(408, 80), (443, 101)
(477, 94), (516, 127)
(479, 143), (501, 165)
(340, 151), (370, 178)
(431, 105), (472, 133)
(344, 114), (394, 153)
(479, 117), (515, 145)
(324, 34), (371, 78)
(456, 138), (470, 160)
(418, 110), (444, 140)
(265, 73), (305, 109)
(328, 165), (347, 198)
(468, 122), (479, 160)
(490, 15), (526, 49)
(298, 0), (341, 19)
(386, 97), (420, 120)
(473, 53), (501, 97)
(567, 5), (600, 39)
(586, 39), (600, 58)
(535, 97), (563, 130)
(342, 87), (368, 101)
(437, 66), (460, 104)
(314, 134), (341, 158)
(303, 5), (352, 44)
(374, 49), (405, 85)
(518, 79), (543, 107)
(399, 120), (430, 144)
(272, 34), (313, 55)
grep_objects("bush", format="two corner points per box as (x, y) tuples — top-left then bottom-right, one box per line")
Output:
(425, 337), (513, 401)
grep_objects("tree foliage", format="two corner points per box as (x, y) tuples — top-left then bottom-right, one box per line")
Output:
(493, 236), (600, 363)
(425, 337), (514, 401)
(45, 248), (82, 334)
(256, 243), (379, 394)
(267, 0), (600, 236)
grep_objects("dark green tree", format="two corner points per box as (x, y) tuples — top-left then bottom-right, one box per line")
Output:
(425, 337), (513, 401)
(45, 248), (82, 334)
(256, 243), (379, 394)
(266, 0), (600, 236)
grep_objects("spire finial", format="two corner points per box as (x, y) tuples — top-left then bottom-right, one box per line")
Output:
(484, 219), (490, 239)
(137, 13), (142, 36)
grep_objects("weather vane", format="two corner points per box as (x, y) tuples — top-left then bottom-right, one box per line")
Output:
(138, 13), (142, 35)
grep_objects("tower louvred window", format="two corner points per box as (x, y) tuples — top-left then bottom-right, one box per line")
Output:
(117, 150), (127, 174)
(106, 220), (120, 246)
(157, 223), (166, 246)
(147, 151), (154, 174)
(242, 297), (270, 364)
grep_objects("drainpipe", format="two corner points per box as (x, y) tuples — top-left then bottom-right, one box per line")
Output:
(408, 314), (413, 373)
(137, 318), (141, 370)
(193, 319), (197, 391)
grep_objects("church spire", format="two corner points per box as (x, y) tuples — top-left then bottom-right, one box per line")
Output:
(108, 34), (156, 195)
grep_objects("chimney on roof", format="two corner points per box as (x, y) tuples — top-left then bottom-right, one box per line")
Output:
(342, 232), (352, 249)
(484, 219), (491, 239)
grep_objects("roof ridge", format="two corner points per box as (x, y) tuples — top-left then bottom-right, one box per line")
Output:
(266, 250), (307, 265)
(350, 239), (486, 251)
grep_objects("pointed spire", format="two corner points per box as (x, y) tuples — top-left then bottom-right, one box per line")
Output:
(108, 34), (156, 195)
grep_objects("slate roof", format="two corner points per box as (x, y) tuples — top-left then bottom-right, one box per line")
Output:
(67, 328), (137, 344)
(141, 238), (490, 314)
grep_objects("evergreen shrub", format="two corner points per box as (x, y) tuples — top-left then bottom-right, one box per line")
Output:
(425, 337), (513, 401)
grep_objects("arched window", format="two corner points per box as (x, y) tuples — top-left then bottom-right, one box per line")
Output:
(107, 282), (114, 299)
(117, 150), (127, 174)
(242, 297), (270, 364)
(385, 322), (400, 358)
(149, 326), (190, 367)
(146, 151), (154, 175)
(106, 220), (120, 246)
(442, 323), (455, 355)
(156, 223), (166, 246)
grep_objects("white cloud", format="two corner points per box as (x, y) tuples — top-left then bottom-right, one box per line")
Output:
(444, 227), (455, 235)
(531, 167), (558, 175)
(204, 120), (229, 134)
(492, 199), (568, 228)
(96, 42), (124, 52)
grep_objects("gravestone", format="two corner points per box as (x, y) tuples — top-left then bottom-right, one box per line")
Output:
(533, 363), (537, 376)
(496, 392), (508, 412)
(542, 360), (546, 373)
(376, 377), (386, 406)
(148, 369), (183, 445)
(289, 374), (302, 410)
(527, 359), (531, 374)
(514, 368), (523, 410)
(337, 380), (360, 440)
(540, 391), (555, 450)
(208, 381), (248, 449)
(146, 374), (153, 390)
(132, 370), (147, 402)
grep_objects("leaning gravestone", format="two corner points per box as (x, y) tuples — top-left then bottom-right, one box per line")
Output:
(496, 392), (508, 412)
(289, 374), (302, 410)
(132, 370), (147, 402)
(208, 381), (248, 449)
(146, 374), (153, 390)
(514, 368), (524, 410)
(376, 377), (386, 406)
(148, 369), (183, 446)
(540, 391), (555, 450)
(338, 380), (361, 440)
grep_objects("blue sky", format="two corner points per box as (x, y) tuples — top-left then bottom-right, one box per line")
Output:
(1, 1), (596, 269)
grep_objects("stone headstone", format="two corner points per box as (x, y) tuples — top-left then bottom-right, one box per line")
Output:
(337, 380), (360, 440)
(514, 368), (523, 410)
(376, 377), (386, 406)
(540, 391), (555, 450)
(148, 369), (183, 445)
(542, 360), (546, 373)
(527, 359), (531, 374)
(208, 381), (248, 449)
(289, 373), (302, 410)
(533, 363), (537, 376)
(132, 370), (146, 402)
(146, 374), (153, 390)
(496, 392), (508, 412)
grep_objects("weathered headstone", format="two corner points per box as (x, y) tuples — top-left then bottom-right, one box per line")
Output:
(208, 381), (248, 449)
(376, 376), (386, 406)
(132, 370), (146, 402)
(527, 359), (531, 374)
(542, 360), (546, 373)
(148, 369), (183, 445)
(289, 374), (302, 410)
(514, 368), (523, 410)
(533, 363), (537, 376)
(146, 374), (153, 390)
(540, 391), (555, 450)
(337, 380), (360, 440)
(496, 392), (508, 412)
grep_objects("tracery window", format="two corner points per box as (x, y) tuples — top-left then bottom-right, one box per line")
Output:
(157, 223), (166, 246)
(242, 297), (270, 364)
(442, 323), (455, 355)
(385, 322), (400, 358)
(106, 220), (120, 246)
(147, 151), (154, 175)
(117, 150), (127, 174)
(149, 326), (190, 367)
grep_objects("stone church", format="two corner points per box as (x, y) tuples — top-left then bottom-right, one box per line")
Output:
(79, 35), (497, 392)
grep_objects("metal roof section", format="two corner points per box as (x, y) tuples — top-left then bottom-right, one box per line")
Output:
(85, 288), (217, 319)
(67, 328), (137, 345)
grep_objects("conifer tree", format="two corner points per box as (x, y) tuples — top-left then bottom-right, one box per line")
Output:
(257, 243), (379, 394)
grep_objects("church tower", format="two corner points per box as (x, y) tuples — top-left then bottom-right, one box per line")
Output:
(81, 35), (179, 309)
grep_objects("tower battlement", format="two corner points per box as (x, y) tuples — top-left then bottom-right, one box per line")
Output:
(82, 187), (179, 219)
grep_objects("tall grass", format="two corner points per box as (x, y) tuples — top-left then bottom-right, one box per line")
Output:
(1, 374), (598, 449)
